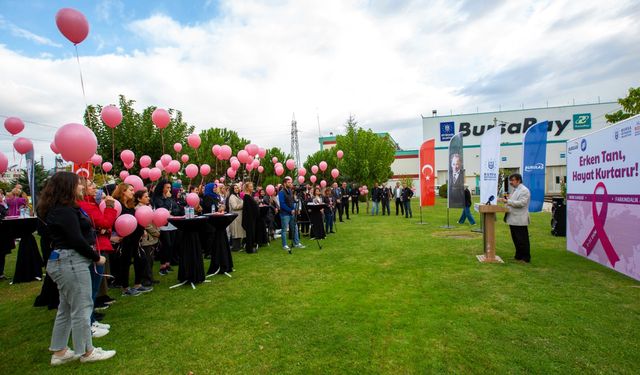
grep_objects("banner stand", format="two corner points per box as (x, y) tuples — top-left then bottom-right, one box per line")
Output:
(439, 207), (454, 229)
(471, 210), (483, 233)
(415, 205), (428, 225)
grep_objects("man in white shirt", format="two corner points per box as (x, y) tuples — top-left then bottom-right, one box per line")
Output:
(393, 182), (404, 216)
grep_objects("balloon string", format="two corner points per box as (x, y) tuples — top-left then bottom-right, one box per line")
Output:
(160, 129), (165, 154)
(111, 128), (115, 165)
(74, 45), (88, 109)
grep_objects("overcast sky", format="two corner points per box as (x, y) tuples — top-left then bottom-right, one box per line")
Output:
(1, 0), (638, 169)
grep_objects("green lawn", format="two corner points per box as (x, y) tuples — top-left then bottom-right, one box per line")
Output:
(1, 198), (639, 374)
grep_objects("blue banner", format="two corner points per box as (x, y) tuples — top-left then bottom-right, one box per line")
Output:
(522, 121), (548, 212)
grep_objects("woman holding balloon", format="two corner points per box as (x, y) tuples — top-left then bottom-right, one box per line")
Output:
(112, 183), (148, 296)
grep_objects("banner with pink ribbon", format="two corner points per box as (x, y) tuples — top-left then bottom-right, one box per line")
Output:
(566, 115), (640, 281)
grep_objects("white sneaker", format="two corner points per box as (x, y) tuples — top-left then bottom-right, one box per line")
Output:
(91, 326), (109, 338)
(92, 321), (110, 330)
(294, 243), (306, 249)
(51, 349), (79, 366)
(79, 347), (116, 363)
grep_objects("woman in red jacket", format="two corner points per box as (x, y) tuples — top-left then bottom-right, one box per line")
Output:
(77, 178), (118, 334)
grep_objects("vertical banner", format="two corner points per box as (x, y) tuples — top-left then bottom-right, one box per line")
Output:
(480, 126), (501, 205)
(566, 114), (640, 281)
(447, 132), (465, 208)
(73, 162), (93, 179)
(25, 149), (36, 211)
(419, 139), (435, 206)
(522, 121), (548, 212)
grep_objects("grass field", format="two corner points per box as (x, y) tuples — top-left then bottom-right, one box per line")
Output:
(0, 198), (639, 374)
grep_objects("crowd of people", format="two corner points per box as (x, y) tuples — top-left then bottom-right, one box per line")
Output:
(369, 181), (414, 218)
(1, 171), (391, 365)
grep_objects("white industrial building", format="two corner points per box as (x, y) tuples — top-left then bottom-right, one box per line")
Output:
(422, 102), (621, 195)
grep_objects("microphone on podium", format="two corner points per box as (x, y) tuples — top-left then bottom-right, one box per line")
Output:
(485, 195), (495, 205)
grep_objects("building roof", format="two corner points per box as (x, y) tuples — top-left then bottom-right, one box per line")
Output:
(421, 101), (618, 119)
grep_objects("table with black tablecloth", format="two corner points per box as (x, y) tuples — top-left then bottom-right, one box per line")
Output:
(204, 213), (237, 277)
(167, 216), (209, 288)
(306, 203), (327, 240)
(1, 217), (42, 283)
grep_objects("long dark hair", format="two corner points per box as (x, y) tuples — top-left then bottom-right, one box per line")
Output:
(37, 172), (79, 218)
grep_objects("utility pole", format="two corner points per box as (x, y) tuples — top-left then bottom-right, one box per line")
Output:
(290, 113), (301, 168)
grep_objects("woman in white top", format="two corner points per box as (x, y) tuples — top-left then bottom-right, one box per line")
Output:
(228, 183), (245, 251)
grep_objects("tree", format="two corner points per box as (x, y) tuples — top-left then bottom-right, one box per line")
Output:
(303, 148), (338, 183)
(12, 162), (49, 196)
(605, 87), (640, 123)
(84, 95), (195, 174)
(333, 115), (395, 188)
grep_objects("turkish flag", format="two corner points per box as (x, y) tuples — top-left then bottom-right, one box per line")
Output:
(73, 162), (93, 179)
(420, 139), (435, 206)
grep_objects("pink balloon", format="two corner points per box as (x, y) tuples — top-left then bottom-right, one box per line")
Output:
(285, 159), (295, 170)
(181, 154), (189, 163)
(320, 180), (327, 188)
(4, 117), (24, 135)
(200, 164), (211, 176)
(272, 157), (278, 164)
(186, 192), (200, 208)
(124, 175), (144, 192)
(101, 105), (122, 128)
(266, 185), (275, 196)
(140, 167), (150, 179)
(55, 123), (97, 164)
(230, 159), (240, 170)
(114, 214), (137, 237)
(275, 162), (283, 170)
(0, 152), (8, 174)
(119, 171), (129, 180)
(102, 162), (113, 173)
(167, 160), (181, 174)
(187, 134), (201, 149)
(257, 166), (264, 173)
(227, 167), (236, 179)
(152, 108), (170, 129)
(50, 142), (59, 154)
(298, 176), (305, 184)
(99, 200), (122, 216)
(245, 163), (254, 172)
(153, 208), (170, 226)
(149, 167), (162, 181)
(120, 150), (135, 165)
(212, 144), (221, 156)
(90, 154), (102, 166)
(125, 162), (135, 170)
(331, 168), (340, 179)
(161, 154), (172, 166)
(275, 166), (284, 176)
(337, 150), (344, 159)
(237, 150), (250, 164)
(220, 177), (225, 182)
(310, 175), (317, 183)
(298, 167), (306, 177)
(134, 205), (153, 227)
(139, 155), (152, 168)
(319, 161), (328, 172)
(220, 145), (232, 160)
(311, 165), (318, 174)
(258, 147), (266, 158)
(185, 164), (199, 179)
(155, 160), (164, 170)
(246, 144), (259, 157)
(252, 159), (260, 168)
(13, 137), (33, 155)
(55, 8), (89, 45)
(173, 143), (183, 153)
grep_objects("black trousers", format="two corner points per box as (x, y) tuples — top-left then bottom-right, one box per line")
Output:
(351, 199), (359, 214)
(119, 243), (147, 288)
(395, 198), (404, 215)
(337, 202), (344, 221)
(342, 198), (350, 219)
(509, 225), (531, 262)
(382, 199), (390, 215)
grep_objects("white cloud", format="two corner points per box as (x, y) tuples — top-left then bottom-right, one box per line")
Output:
(0, 0), (638, 169)
(0, 15), (62, 48)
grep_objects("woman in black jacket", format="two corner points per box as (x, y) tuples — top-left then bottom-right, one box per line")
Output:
(39, 172), (116, 365)
(152, 180), (180, 275)
(242, 182), (259, 254)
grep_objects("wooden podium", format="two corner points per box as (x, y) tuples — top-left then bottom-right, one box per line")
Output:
(476, 204), (509, 263)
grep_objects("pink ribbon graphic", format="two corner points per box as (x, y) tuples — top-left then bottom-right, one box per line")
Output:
(582, 182), (620, 266)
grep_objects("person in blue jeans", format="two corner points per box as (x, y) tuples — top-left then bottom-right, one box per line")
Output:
(278, 177), (305, 253)
(458, 187), (476, 225)
(370, 182), (380, 215)
(323, 188), (335, 233)
(401, 184), (414, 218)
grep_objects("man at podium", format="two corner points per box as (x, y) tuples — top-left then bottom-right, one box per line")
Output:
(498, 173), (531, 263)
